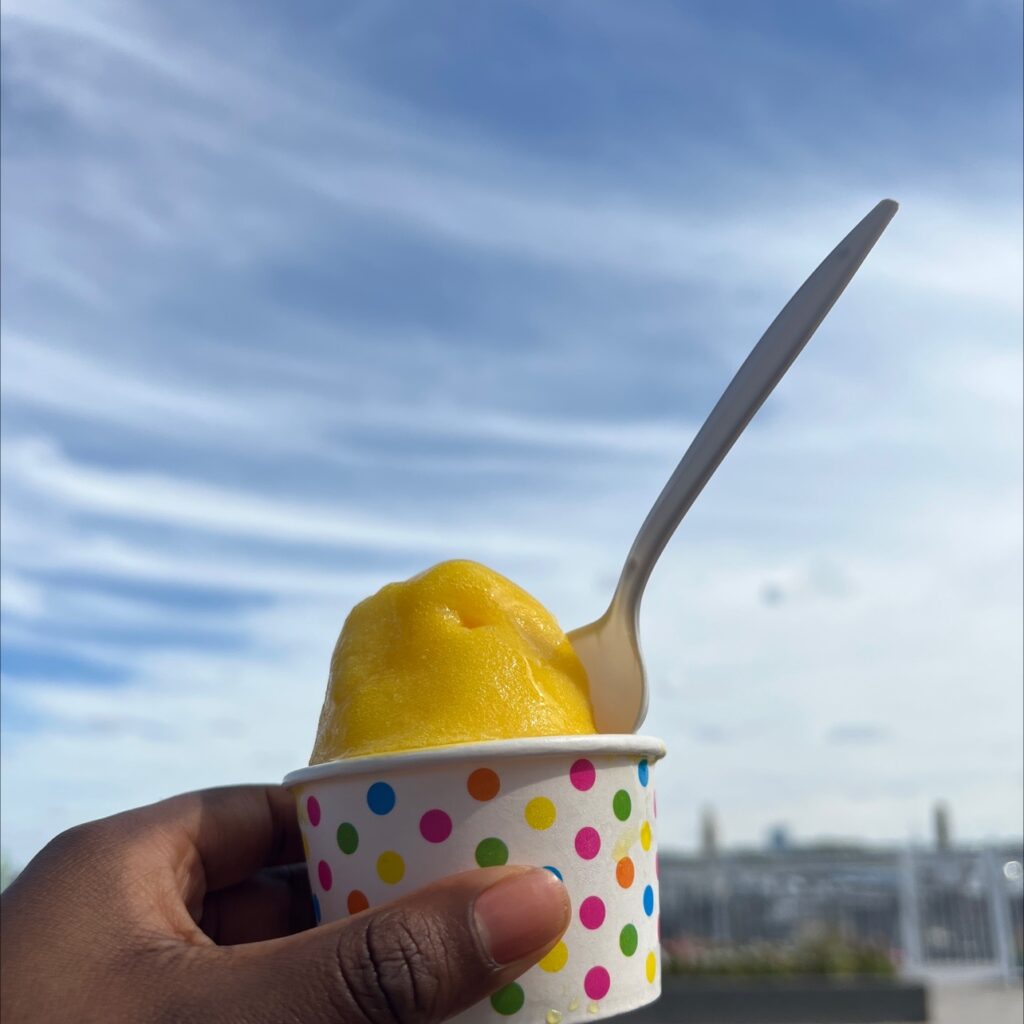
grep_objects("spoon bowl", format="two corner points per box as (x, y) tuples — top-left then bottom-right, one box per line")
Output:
(569, 601), (647, 736)
(570, 199), (899, 734)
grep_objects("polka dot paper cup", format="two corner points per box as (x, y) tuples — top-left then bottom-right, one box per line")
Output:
(283, 735), (666, 1024)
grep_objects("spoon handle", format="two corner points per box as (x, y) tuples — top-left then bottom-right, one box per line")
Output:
(612, 199), (899, 617)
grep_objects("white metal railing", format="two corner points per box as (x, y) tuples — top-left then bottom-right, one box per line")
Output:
(658, 844), (1024, 984)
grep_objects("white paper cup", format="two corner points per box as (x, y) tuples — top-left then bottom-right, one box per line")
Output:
(284, 735), (666, 1024)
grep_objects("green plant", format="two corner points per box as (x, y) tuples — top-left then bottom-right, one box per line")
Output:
(1, 850), (21, 892)
(664, 934), (897, 979)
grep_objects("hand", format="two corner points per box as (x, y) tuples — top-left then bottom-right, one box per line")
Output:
(1, 785), (570, 1023)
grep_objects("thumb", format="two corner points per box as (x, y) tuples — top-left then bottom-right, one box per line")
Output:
(214, 866), (570, 1024)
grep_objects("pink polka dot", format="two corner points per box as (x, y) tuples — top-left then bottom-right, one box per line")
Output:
(584, 966), (611, 1001)
(317, 859), (332, 891)
(306, 795), (321, 827)
(579, 895), (606, 929)
(419, 809), (453, 843)
(575, 826), (601, 860)
(569, 758), (596, 791)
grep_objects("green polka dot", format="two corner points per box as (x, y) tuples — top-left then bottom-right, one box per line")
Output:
(613, 789), (632, 821)
(475, 837), (509, 867)
(336, 822), (359, 855)
(491, 982), (525, 1015)
(619, 923), (639, 956)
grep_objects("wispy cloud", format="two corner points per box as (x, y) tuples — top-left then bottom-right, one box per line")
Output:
(4, 438), (580, 555)
(826, 723), (889, 746)
(2, 333), (706, 461)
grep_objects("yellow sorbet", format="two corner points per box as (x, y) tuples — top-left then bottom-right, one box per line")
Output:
(310, 560), (596, 762)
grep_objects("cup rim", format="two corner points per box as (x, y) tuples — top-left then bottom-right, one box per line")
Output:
(284, 734), (666, 787)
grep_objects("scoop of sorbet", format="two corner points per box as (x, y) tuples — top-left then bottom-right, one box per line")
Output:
(310, 560), (596, 762)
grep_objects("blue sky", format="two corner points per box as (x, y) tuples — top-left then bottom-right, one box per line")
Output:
(1, 0), (1021, 864)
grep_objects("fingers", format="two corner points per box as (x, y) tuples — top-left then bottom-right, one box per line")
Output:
(200, 864), (314, 945)
(122, 785), (304, 904)
(204, 866), (570, 1024)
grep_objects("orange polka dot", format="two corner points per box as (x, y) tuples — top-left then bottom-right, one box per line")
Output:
(467, 767), (500, 801)
(347, 890), (369, 914)
(616, 856), (635, 888)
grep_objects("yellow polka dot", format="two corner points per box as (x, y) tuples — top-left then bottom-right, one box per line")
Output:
(525, 796), (557, 830)
(377, 851), (405, 884)
(538, 940), (568, 973)
(645, 951), (657, 983)
(640, 820), (652, 851)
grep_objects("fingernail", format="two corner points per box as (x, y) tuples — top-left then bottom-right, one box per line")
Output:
(473, 869), (570, 965)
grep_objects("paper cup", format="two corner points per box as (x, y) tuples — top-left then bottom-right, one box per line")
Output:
(284, 735), (666, 1024)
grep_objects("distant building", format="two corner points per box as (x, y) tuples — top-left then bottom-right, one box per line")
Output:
(934, 803), (952, 851)
(700, 807), (719, 859)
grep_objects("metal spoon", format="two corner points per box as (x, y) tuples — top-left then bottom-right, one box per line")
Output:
(569, 199), (899, 733)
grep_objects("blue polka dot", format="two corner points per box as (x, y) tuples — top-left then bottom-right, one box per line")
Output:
(312, 894), (322, 924)
(637, 759), (649, 787)
(643, 884), (655, 916)
(367, 781), (396, 815)
(544, 865), (563, 881)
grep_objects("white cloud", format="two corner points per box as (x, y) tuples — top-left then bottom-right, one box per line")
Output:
(1, 334), (263, 435)
(5, 0), (1021, 314)
(2, 437), (576, 555)
(1, 334), (701, 460)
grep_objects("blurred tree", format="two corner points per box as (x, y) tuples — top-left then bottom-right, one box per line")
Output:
(1, 851), (21, 891)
